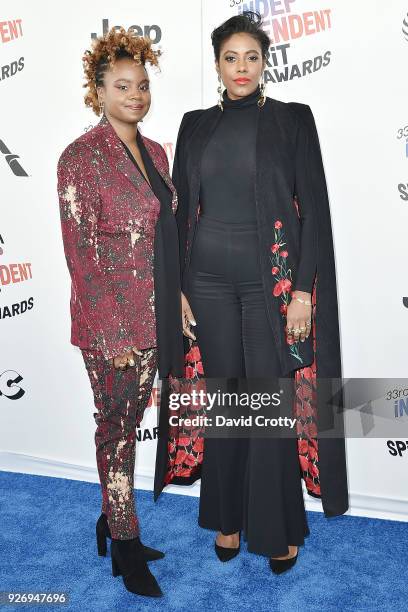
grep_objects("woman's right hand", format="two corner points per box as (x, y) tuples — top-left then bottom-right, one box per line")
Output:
(112, 346), (142, 369)
(181, 292), (196, 341)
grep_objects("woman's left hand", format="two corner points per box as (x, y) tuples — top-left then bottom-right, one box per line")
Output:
(286, 291), (312, 343)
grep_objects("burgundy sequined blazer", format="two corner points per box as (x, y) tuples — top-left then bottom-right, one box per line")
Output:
(57, 114), (178, 360)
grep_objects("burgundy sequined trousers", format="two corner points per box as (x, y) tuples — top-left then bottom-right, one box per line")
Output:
(81, 347), (157, 539)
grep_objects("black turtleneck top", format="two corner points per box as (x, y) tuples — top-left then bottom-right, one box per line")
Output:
(199, 85), (317, 293)
(200, 85), (260, 224)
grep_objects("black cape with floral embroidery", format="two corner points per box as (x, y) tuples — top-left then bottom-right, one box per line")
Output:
(154, 97), (348, 518)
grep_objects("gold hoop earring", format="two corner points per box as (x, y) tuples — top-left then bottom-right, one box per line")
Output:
(258, 74), (266, 108)
(217, 75), (224, 111)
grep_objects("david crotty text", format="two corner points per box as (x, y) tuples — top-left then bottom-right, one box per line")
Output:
(168, 415), (297, 429)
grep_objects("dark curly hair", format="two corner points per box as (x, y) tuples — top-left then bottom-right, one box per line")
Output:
(211, 11), (270, 60)
(82, 27), (161, 116)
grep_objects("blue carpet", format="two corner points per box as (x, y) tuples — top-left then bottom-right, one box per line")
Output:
(0, 470), (406, 611)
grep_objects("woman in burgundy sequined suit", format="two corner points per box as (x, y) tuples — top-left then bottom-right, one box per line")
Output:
(57, 29), (184, 597)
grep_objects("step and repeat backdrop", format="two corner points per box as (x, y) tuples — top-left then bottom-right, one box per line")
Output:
(1, 0), (407, 519)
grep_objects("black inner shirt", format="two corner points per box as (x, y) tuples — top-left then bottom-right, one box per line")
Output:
(199, 86), (260, 224)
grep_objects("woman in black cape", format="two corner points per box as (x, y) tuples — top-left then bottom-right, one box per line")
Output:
(155, 11), (348, 574)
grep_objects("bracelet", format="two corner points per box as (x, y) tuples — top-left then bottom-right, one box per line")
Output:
(293, 296), (312, 306)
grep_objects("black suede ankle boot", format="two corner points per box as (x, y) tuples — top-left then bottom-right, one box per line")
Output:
(111, 536), (163, 597)
(96, 513), (165, 561)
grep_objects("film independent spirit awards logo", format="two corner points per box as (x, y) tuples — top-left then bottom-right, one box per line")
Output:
(235, 0), (332, 82)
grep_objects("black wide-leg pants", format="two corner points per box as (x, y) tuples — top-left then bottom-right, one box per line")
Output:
(186, 214), (310, 557)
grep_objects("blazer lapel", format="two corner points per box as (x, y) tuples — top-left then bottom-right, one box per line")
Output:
(97, 115), (156, 198)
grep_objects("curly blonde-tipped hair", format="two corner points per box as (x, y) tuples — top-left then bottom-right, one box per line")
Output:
(82, 27), (161, 116)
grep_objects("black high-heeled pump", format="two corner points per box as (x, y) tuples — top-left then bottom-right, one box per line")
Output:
(214, 531), (241, 562)
(96, 513), (165, 561)
(269, 548), (298, 574)
(111, 536), (163, 597)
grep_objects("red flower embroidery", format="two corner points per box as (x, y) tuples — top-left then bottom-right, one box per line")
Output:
(273, 278), (292, 296)
(187, 344), (201, 361)
(305, 421), (318, 438)
(193, 437), (204, 452)
(310, 462), (319, 478)
(196, 361), (204, 375)
(185, 365), (195, 378)
(178, 437), (191, 447)
(175, 449), (187, 464)
(304, 476), (319, 493)
(269, 219), (303, 364)
(299, 455), (309, 472)
(184, 454), (198, 467)
(309, 445), (318, 461)
(298, 439), (309, 454)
